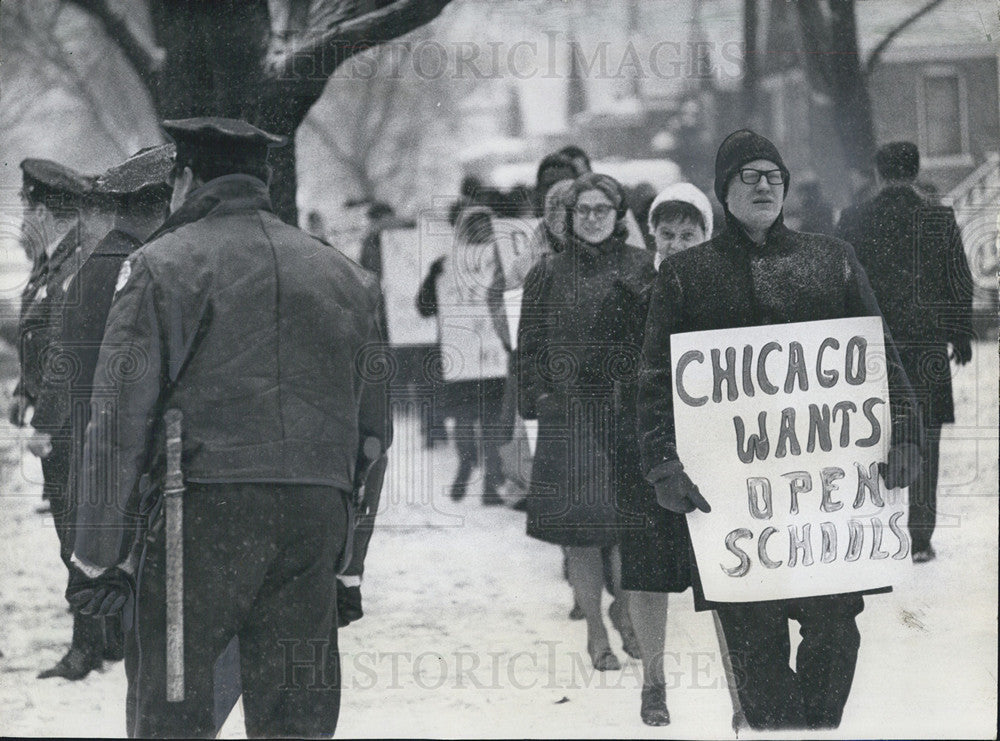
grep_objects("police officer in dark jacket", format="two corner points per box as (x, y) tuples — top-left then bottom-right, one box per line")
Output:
(12, 159), (111, 680)
(12, 159), (95, 435)
(837, 142), (974, 563)
(34, 145), (175, 684)
(637, 130), (922, 731)
(69, 118), (392, 738)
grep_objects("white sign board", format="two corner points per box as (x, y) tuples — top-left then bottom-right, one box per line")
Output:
(436, 239), (508, 382)
(502, 288), (523, 350)
(491, 217), (542, 290)
(671, 317), (910, 603)
(381, 225), (449, 346)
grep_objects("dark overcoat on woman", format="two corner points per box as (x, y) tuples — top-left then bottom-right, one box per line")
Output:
(596, 276), (693, 592)
(517, 231), (653, 546)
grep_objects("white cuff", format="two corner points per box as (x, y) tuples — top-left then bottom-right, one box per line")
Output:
(71, 553), (107, 580)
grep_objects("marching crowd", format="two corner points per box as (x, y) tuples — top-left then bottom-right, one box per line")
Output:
(7, 112), (974, 737)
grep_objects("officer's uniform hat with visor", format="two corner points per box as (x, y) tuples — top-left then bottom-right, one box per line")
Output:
(19, 158), (95, 210)
(161, 117), (287, 182)
(94, 144), (176, 203)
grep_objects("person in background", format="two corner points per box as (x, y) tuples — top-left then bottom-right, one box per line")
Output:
(606, 181), (713, 725)
(359, 201), (413, 281)
(417, 205), (507, 505)
(559, 144), (592, 175)
(837, 141), (974, 563)
(533, 153), (579, 217)
(797, 178), (835, 235)
(637, 130), (922, 731)
(518, 173), (649, 671)
(646, 183), (714, 269)
(627, 182), (657, 248)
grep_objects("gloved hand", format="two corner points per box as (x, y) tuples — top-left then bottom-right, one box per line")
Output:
(26, 429), (52, 459)
(66, 567), (135, 617)
(653, 470), (711, 514)
(337, 581), (363, 628)
(881, 442), (923, 490)
(8, 395), (28, 427)
(950, 338), (972, 366)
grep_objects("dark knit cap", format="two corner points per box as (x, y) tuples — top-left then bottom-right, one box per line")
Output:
(875, 141), (919, 181)
(713, 129), (790, 205)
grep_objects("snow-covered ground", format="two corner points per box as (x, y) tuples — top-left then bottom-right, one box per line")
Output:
(0, 340), (996, 739)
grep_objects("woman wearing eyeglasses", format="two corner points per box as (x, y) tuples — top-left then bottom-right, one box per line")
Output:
(517, 172), (653, 671)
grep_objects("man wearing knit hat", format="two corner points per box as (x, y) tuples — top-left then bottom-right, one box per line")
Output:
(637, 130), (923, 730)
(837, 141), (974, 564)
(68, 118), (392, 737)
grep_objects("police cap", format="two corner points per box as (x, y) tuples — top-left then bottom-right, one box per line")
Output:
(20, 158), (94, 205)
(162, 117), (286, 177)
(95, 143), (176, 197)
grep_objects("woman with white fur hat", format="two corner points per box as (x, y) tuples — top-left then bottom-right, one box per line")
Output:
(605, 181), (713, 725)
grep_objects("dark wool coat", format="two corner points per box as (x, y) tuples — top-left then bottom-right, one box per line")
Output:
(74, 176), (392, 570)
(517, 235), (654, 547)
(597, 273), (693, 592)
(31, 229), (142, 436)
(637, 215), (921, 609)
(17, 229), (82, 406)
(836, 185), (974, 427)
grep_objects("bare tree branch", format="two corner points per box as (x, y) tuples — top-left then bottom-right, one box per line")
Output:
(864, 0), (948, 76)
(62, 0), (166, 89)
(17, 1), (133, 158)
(301, 116), (378, 199)
(264, 0), (454, 86)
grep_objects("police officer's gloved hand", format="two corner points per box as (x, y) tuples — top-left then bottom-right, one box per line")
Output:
(67, 567), (135, 617)
(653, 468), (711, 514)
(337, 579), (363, 627)
(881, 442), (923, 490)
(26, 429), (52, 459)
(8, 396), (28, 427)
(951, 337), (972, 366)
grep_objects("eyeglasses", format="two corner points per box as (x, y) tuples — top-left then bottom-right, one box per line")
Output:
(573, 204), (615, 219)
(739, 168), (785, 185)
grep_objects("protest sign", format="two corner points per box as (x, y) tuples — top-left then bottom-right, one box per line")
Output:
(671, 317), (910, 602)
(502, 288), (523, 349)
(435, 236), (507, 382)
(381, 223), (449, 345)
(491, 216), (541, 290)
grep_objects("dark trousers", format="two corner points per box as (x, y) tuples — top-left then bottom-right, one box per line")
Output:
(452, 378), (506, 491)
(129, 483), (348, 739)
(44, 436), (107, 654)
(715, 593), (864, 730)
(908, 425), (942, 551)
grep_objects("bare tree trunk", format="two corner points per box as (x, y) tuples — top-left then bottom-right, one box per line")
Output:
(67, 0), (456, 225)
(796, 0), (875, 176)
(742, 0), (759, 124)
